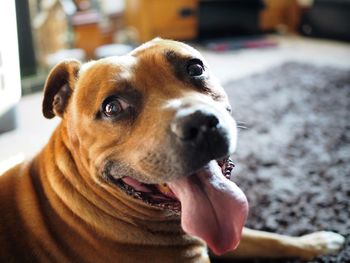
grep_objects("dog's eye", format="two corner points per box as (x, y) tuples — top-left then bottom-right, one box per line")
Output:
(103, 97), (128, 117)
(104, 101), (121, 116)
(187, 60), (204, 77)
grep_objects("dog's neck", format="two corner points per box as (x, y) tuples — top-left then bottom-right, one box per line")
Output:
(26, 123), (207, 261)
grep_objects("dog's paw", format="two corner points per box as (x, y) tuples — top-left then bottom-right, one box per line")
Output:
(297, 231), (345, 260)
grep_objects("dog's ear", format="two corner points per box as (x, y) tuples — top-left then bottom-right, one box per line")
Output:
(42, 59), (81, 119)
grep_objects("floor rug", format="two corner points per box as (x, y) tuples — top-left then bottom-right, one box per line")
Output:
(221, 62), (350, 262)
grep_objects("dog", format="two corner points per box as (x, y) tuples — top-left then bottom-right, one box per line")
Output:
(0, 38), (344, 262)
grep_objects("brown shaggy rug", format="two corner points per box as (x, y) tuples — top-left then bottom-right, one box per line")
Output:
(221, 62), (350, 263)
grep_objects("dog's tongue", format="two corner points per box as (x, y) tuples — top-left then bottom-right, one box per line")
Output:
(168, 160), (248, 255)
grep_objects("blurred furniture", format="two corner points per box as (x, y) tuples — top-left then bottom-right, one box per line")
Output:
(71, 11), (114, 58)
(199, 0), (303, 38)
(0, 1), (21, 133)
(125, 0), (304, 42)
(125, 0), (198, 42)
(32, 0), (70, 67)
(260, 0), (301, 33)
(199, 0), (264, 39)
(300, 0), (350, 41)
(31, 0), (122, 62)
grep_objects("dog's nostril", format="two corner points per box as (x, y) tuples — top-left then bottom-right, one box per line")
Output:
(186, 127), (199, 140)
(207, 115), (219, 129)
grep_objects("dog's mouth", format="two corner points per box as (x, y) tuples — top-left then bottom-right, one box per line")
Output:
(114, 157), (235, 213)
(114, 157), (248, 255)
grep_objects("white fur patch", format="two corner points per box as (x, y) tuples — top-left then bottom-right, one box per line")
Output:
(300, 231), (345, 255)
(79, 60), (96, 76)
(321, 232), (345, 253)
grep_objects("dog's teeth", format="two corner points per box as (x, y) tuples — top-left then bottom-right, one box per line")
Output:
(218, 157), (235, 179)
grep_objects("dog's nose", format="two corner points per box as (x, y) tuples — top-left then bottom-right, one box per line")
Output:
(170, 107), (234, 171)
(171, 110), (220, 141)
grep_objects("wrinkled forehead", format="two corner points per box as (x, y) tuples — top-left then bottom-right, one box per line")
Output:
(76, 40), (203, 91)
(130, 38), (204, 60)
(78, 40), (201, 78)
(79, 55), (137, 80)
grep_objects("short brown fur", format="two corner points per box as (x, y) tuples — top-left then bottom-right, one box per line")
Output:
(0, 39), (343, 262)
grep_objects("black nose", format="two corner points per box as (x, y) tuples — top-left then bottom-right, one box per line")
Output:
(171, 110), (220, 141)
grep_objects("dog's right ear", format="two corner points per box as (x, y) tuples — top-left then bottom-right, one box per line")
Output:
(42, 59), (81, 119)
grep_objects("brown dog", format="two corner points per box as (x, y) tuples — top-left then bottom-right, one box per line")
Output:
(0, 39), (344, 262)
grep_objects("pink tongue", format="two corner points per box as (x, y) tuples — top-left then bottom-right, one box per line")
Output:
(122, 177), (152, 192)
(168, 160), (248, 255)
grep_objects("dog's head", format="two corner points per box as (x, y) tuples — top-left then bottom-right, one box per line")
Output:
(42, 38), (248, 254)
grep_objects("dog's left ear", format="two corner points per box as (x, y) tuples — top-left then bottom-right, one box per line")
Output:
(42, 59), (81, 119)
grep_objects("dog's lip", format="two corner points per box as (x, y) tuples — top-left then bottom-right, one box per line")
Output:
(115, 157), (235, 212)
(121, 176), (179, 201)
(116, 176), (181, 212)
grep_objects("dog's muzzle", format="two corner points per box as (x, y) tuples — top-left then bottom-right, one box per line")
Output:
(170, 107), (232, 169)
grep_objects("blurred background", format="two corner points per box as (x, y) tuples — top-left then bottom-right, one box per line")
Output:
(0, 0), (350, 262)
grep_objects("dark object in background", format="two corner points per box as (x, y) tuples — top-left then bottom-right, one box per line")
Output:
(300, 0), (350, 41)
(199, 0), (264, 39)
(15, 0), (37, 77)
(0, 107), (17, 134)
